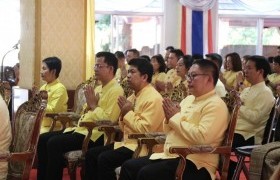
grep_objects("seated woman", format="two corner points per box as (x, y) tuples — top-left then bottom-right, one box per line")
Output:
(150, 54), (166, 86)
(220, 52), (242, 92)
(38, 57), (68, 133)
(0, 95), (12, 179)
(163, 55), (193, 103)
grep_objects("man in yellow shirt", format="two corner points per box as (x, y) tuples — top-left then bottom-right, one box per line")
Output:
(119, 59), (229, 180)
(84, 58), (165, 180)
(37, 52), (124, 180)
(229, 55), (275, 179)
(155, 49), (184, 93)
(267, 56), (280, 96)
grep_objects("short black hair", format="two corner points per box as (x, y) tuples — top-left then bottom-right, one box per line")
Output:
(181, 55), (193, 70)
(140, 55), (151, 62)
(248, 55), (271, 78)
(128, 58), (153, 83)
(170, 49), (184, 60)
(192, 59), (219, 86)
(273, 56), (280, 65)
(205, 53), (223, 70)
(115, 51), (125, 59)
(165, 46), (174, 51)
(42, 57), (62, 78)
(126, 48), (140, 57)
(96, 51), (118, 75)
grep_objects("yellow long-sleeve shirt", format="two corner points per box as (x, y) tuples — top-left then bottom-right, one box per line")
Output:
(235, 81), (274, 144)
(115, 84), (165, 154)
(223, 70), (239, 88)
(165, 68), (181, 87)
(150, 90), (229, 180)
(70, 79), (124, 142)
(40, 79), (68, 133)
(151, 72), (166, 85)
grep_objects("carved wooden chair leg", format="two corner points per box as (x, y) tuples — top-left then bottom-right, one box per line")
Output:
(67, 160), (78, 180)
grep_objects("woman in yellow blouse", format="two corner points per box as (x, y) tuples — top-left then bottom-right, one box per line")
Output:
(167, 55), (193, 103)
(220, 52), (242, 92)
(151, 54), (166, 86)
(39, 57), (68, 133)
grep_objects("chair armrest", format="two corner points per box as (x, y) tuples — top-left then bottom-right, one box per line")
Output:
(79, 120), (115, 155)
(98, 125), (122, 145)
(133, 137), (165, 158)
(0, 151), (34, 162)
(45, 113), (59, 119)
(128, 132), (166, 139)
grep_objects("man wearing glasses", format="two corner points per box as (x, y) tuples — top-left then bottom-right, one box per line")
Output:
(37, 52), (124, 180)
(119, 59), (229, 180)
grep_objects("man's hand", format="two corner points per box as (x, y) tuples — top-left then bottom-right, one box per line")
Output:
(118, 96), (133, 117)
(163, 98), (180, 123)
(84, 84), (99, 110)
(155, 80), (166, 92)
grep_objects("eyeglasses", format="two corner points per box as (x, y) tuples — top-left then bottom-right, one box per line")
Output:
(186, 73), (208, 81)
(94, 64), (109, 69)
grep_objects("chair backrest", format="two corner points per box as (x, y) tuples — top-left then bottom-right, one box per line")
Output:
(8, 90), (48, 179)
(0, 81), (11, 105)
(262, 97), (280, 144)
(72, 77), (97, 114)
(219, 92), (241, 179)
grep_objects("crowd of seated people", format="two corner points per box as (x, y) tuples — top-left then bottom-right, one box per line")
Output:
(3, 45), (280, 180)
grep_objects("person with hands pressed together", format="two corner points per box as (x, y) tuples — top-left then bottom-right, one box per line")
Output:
(83, 58), (165, 180)
(119, 59), (229, 180)
(36, 52), (123, 180)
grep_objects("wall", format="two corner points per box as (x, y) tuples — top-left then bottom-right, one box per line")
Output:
(20, 0), (87, 90)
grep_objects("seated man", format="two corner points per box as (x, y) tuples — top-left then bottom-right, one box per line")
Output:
(228, 55), (275, 179)
(0, 95), (12, 179)
(36, 51), (124, 180)
(119, 59), (229, 180)
(84, 58), (165, 180)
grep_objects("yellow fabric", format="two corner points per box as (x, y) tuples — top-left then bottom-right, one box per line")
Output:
(40, 79), (68, 133)
(0, 96), (12, 179)
(165, 69), (181, 87)
(115, 64), (129, 82)
(223, 70), (239, 88)
(150, 90), (229, 180)
(66, 79), (124, 142)
(151, 72), (166, 85)
(235, 81), (275, 144)
(267, 73), (280, 95)
(85, 0), (95, 79)
(115, 84), (165, 155)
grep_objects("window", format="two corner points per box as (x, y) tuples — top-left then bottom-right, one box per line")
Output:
(95, 0), (163, 56)
(218, 0), (280, 58)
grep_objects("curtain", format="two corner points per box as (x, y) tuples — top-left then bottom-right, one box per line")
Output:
(86, 0), (95, 79)
(231, 0), (280, 12)
(179, 0), (216, 11)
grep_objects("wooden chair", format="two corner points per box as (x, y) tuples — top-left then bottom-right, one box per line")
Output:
(169, 93), (241, 180)
(0, 81), (11, 105)
(0, 90), (48, 180)
(232, 96), (280, 180)
(47, 77), (97, 132)
(63, 120), (119, 180)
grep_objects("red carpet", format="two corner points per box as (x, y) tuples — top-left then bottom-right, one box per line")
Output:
(29, 158), (249, 180)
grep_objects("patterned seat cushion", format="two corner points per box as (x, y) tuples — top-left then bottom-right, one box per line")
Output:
(64, 150), (82, 162)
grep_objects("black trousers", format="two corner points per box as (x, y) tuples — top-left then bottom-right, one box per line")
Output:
(119, 156), (211, 180)
(84, 143), (134, 180)
(37, 131), (103, 180)
(228, 133), (255, 180)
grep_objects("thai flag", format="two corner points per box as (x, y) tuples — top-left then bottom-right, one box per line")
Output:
(180, 5), (216, 56)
